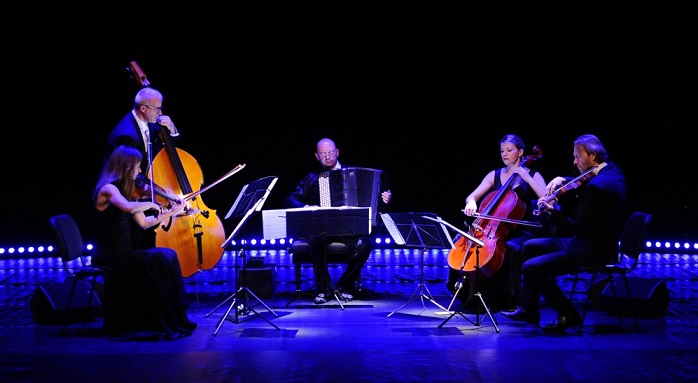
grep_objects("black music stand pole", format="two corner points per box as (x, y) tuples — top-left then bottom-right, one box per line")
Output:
(205, 176), (280, 335)
(430, 217), (500, 332)
(382, 213), (453, 317)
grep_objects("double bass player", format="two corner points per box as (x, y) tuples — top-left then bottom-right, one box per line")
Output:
(104, 86), (180, 249)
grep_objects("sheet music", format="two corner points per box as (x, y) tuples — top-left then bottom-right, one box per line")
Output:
(225, 176), (278, 219)
(262, 206), (371, 240)
(221, 176), (278, 248)
(262, 208), (306, 240)
(380, 212), (456, 249)
(380, 213), (406, 245)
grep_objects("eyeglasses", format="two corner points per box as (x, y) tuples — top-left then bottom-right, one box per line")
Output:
(143, 105), (163, 112)
(317, 150), (337, 158)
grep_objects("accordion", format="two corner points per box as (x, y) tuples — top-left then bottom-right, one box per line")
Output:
(319, 167), (383, 223)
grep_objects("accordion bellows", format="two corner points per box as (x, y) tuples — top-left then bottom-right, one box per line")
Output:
(319, 167), (383, 223)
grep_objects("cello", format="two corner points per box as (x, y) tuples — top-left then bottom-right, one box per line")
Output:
(128, 61), (244, 277)
(448, 146), (543, 281)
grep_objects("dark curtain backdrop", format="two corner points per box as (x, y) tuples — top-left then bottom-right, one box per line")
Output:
(3, 21), (693, 247)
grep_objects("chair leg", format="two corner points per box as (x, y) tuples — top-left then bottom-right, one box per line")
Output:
(85, 276), (99, 328)
(294, 262), (302, 292)
(578, 272), (597, 333)
(569, 274), (580, 301)
(607, 275), (634, 329)
(61, 278), (79, 335)
(620, 274), (641, 332)
(606, 275), (623, 326)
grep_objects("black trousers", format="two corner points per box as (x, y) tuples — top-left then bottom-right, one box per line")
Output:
(309, 235), (372, 295)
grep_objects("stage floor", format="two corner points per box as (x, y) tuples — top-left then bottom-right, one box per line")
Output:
(1, 248), (696, 382)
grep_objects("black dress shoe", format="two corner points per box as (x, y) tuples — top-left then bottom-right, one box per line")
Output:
(499, 307), (540, 325)
(540, 314), (582, 330)
(182, 319), (198, 332)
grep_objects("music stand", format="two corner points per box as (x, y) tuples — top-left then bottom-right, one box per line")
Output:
(426, 216), (500, 333)
(285, 206), (371, 309)
(383, 212), (454, 317)
(205, 176), (280, 335)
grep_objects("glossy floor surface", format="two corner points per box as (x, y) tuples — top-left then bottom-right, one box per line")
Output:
(1, 247), (696, 382)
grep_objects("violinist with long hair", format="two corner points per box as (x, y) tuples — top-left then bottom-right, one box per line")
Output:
(92, 145), (196, 340)
(448, 134), (547, 312)
(501, 134), (626, 330)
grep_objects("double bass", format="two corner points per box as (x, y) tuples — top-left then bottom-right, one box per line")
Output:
(128, 61), (244, 277)
(448, 147), (543, 281)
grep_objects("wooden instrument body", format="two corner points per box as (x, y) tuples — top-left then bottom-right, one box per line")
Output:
(152, 147), (225, 278)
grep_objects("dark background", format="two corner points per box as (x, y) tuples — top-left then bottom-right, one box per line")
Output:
(2, 20), (694, 247)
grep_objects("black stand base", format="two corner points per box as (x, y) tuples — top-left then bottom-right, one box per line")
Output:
(387, 247), (451, 317)
(439, 254), (500, 332)
(386, 282), (450, 317)
(438, 287), (501, 332)
(205, 249), (280, 335)
(206, 285), (280, 335)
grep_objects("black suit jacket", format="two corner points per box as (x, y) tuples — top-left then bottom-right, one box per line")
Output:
(104, 112), (178, 174)
(547, 161), (627, 264)
(103, 112), (180, 249)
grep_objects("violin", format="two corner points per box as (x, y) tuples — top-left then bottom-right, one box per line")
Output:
(533, 165), (599, 216)
(134, 174), (182, 205)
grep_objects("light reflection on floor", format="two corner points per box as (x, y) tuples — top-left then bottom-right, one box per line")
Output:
(1, 249), (696, 382)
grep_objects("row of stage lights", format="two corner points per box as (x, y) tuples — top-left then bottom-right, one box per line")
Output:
(1, 237), (698, 257)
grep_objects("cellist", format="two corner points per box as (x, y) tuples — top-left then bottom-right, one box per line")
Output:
(448, 134), (547, 312)
(104, 87), (180, 249)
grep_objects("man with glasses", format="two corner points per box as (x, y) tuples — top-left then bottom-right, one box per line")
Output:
(105, 87), (179, 175)
(283, 138), (392, 304)
(103, 86), (180, 248)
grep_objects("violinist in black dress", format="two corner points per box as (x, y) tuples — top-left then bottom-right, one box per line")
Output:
(92, 145), (196, 340)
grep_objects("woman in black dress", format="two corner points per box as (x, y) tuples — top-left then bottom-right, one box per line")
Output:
(92, 145), (196, 340)
(449, 134), (548, 311)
